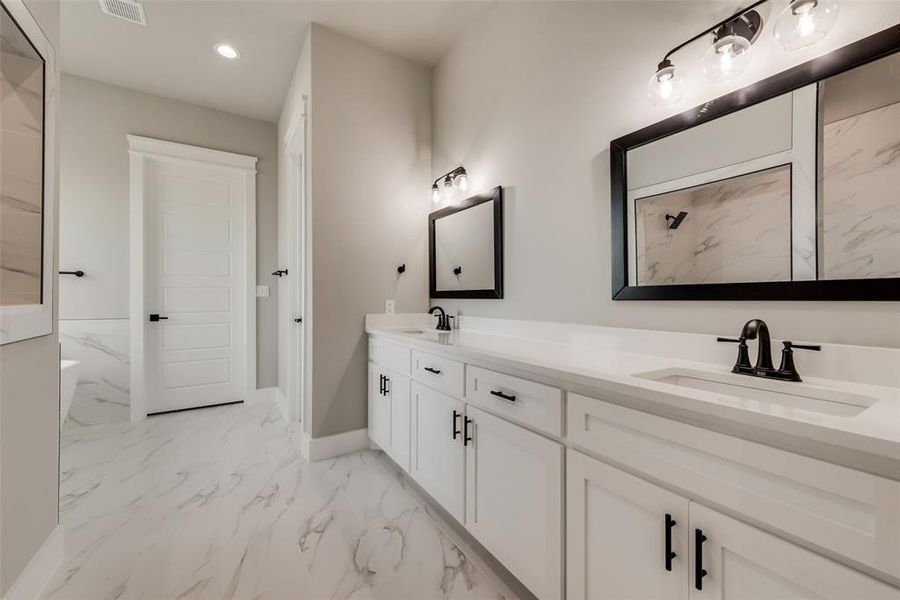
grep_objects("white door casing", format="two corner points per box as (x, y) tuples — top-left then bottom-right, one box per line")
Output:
(128, 135), (257, 419)
(279, 95), (308, 425)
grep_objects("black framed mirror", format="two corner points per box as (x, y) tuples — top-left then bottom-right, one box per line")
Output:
(611, 24), (900, 301)
(429, 186), (503, 299)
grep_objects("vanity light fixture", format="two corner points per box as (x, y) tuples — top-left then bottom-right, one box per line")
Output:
(774, 0), (839, 50)
(431, 166), (469, 204)
(214, 43), (240, 60)
(647, 0), (839, 106)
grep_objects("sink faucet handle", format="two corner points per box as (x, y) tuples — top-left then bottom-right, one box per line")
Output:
(777, 341), (820, 382)
(717, 336), (753, 373)
(783, 341), (821, 352)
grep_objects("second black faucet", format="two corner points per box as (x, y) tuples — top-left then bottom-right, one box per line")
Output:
(717, 319), (821, 382)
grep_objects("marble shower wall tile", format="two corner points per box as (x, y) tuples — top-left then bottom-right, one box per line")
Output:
(1, 49), (44, 305)
(60, 319), (130, 428)
(636, 164), (792, 286)
(822, 101), (900, 279)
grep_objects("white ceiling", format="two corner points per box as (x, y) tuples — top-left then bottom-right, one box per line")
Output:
(61, 0), (492, 122)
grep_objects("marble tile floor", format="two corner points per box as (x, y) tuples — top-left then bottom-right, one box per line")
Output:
(45, 401), (511, 600)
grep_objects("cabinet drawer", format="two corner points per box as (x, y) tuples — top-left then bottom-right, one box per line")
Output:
(466, 366), (563, 437)
(412, 350), (464, 398)
(568, 392), (900, 581)
(369, 337), (410, 376)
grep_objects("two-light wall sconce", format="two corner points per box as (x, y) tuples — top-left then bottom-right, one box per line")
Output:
(431, 166), (469, 204)
(648, 0), (839, 107)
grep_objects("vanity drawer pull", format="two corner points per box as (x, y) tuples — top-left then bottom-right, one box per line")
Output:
(489, 389), (516, 402)
(424, 366), (442, 375)
(452, 410), (461, 440)
(463, 416), (473, 446)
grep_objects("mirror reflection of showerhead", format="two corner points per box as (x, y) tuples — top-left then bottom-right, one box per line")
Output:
(665, 211), (688, 230)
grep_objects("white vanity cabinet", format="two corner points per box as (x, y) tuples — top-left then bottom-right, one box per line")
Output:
(466, 405), (564, 600)
(568, 449), (900, 600)
(368, 363), (411, 471)
(367, 328), (900, 600)
(410, 381), (466, 521)
(567, 449), (690, 600)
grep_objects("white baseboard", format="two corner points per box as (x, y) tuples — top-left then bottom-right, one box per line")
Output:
(302, 428), (369, 462)
(3, 525), (64, 600)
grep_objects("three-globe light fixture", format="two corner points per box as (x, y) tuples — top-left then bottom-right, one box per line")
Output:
(648, 0), (840, 107)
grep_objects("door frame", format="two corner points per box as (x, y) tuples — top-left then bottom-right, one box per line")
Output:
(282, 96), (309, 425)
(127, 135), (258, 421)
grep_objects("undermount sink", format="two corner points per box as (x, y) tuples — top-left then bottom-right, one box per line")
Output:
(635, 368), (876, 417)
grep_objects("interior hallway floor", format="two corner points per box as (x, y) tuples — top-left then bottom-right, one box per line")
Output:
(45, 401), (510, 600)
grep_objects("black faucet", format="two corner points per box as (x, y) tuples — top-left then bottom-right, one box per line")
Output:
(718, 319), (821, 382)
(429, 306), (451, 331)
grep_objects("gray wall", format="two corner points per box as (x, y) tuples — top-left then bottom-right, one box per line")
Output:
(299, 25), (432, 438)
(432, 1), (900, 348)
(0, 0), (60, 594)
(59, 74), (279, 387)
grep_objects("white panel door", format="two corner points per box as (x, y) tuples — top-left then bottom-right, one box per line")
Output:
(146, 160), (246, 413)
(465, 406), (564, 600)
(689, 504), (900, 600)
(567, 449), (690, 600)
(410, 382), (465, 522)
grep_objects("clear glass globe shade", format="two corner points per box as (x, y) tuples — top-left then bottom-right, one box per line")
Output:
(774, 0), (839, 51)
(702, 34), (752, 82)
(647, 64), (685, 107)
(431, 186), (441, 204)
(454, 172), (469, 193)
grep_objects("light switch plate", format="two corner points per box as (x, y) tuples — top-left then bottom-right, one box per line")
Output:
(385, 299), (395, 314)
(256, 285), (270, 298)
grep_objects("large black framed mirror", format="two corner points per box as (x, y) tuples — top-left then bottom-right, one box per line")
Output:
(611, 24), (900, 301)
(429, 186), (503, 299)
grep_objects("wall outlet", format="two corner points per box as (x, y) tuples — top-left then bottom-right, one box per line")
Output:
(256, 285), (270, 298)
(385, 299), (395, 314)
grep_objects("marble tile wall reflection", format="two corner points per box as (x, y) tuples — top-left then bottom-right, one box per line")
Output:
(0, 47), (44, 305)
(822, 101), (900, 279)
(60, 319), (130, 428)
(636, 165), (792, 286)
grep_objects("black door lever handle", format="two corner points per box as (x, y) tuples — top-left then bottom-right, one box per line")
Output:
(149, 314), (168, 322)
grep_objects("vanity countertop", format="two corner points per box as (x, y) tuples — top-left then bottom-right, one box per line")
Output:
(367, 320), (900, 477)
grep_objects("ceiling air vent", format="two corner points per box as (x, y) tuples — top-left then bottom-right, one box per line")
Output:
(99, 0), (147, 25)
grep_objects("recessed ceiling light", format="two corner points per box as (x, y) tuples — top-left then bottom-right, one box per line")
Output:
(214, 43), (240, 60)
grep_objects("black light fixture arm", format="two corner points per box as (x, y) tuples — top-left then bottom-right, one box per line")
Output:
(658, 0), (769, 67)
(432, 166), (467, 188)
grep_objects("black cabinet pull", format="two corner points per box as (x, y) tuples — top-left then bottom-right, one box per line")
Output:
(149, 314), (168, 322)
(463, 416), (473, 446)
(665, 514), (677, 572)
(60, 270), (85, 277)
(452, 410), (461, 439)
(424, 366), (441, 375)
(379, 374), (385, 396)
(489, 389), (516, 402)
(695, 528), (708, 590)
(294, 317), (303, 323)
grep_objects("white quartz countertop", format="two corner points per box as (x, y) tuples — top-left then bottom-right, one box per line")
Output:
(367, 322), (900, 476)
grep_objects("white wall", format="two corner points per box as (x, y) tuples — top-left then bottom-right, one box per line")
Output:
(432, 1), (900, 348)
(59, 74), (280, 390)
(278, 25), (431, 439)
(0, 0), (60, 594)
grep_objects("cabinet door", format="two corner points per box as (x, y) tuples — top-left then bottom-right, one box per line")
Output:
(367, 363), (390, 451)
(384, 370), (410, 472)
(466, 406), (564, 600)
(411, 382), (465, 522)
(567, 449), (689, 600)
(689, 504), (900, 600)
